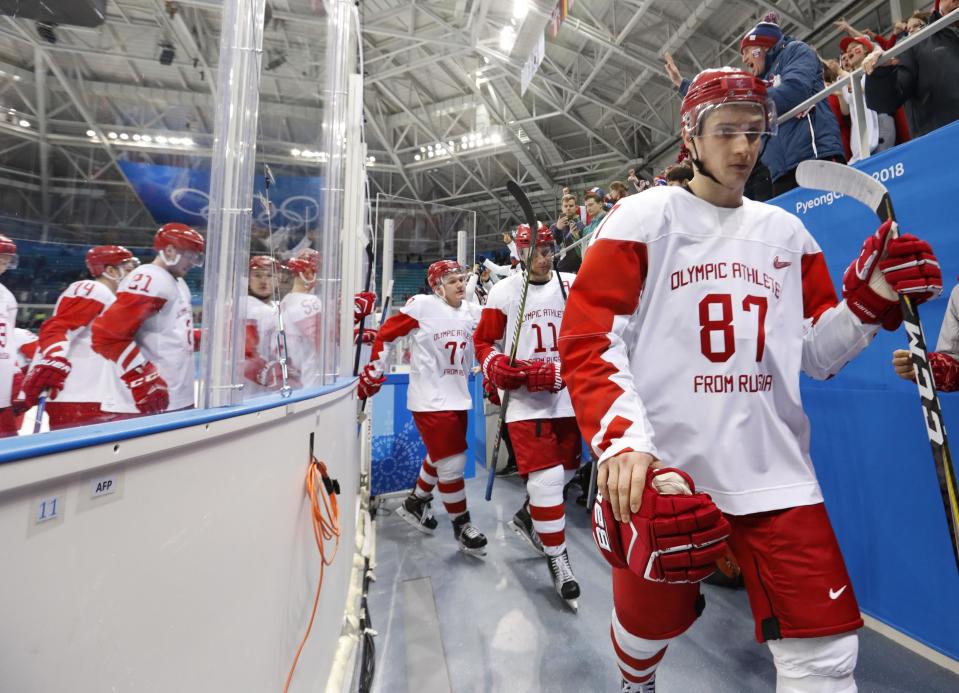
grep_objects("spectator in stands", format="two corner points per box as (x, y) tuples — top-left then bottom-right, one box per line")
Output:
(822, 57), (853, 161)
(739, 12), (846, 195)
(551, 193), (585, 273)
(665, 165), (693, 186)
(580, 188), (607, 256)
(864, 0), (959, 138)
(836, 36), (883, 162)
(608, 181), (629, 204)
(835, 16), (907, 50)
(626, 168), (651, 193)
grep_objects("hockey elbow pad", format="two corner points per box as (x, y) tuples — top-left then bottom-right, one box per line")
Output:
(592, 467), (731, 583)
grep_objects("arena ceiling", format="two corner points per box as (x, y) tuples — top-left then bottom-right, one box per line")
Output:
(0, 0), (896, 245)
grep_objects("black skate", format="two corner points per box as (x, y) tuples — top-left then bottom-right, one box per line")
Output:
(452, 512), (487, 558)
(507, 502), (545, 556)
(546, 549), (580, 612)
(396, 492), (438, 534)
(621, 676), (656, 693)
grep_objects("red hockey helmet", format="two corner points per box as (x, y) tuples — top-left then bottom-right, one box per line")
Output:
(680, 68), (777, 138)
(249, 255), (280, 272)
(514, 221), (554, 252)
(154, 222), (205, 253)
(427, 259), (467, 289)
(282, 248), (322, 276)
(0, 234), (17, 270)
(86, 245), (137, 277)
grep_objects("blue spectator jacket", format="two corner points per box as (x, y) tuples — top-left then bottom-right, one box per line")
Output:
(759, 37), (845, 181)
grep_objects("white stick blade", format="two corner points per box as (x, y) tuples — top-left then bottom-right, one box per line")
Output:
(796, 160), (886, 212)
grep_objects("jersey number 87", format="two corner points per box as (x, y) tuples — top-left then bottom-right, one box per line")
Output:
(699, 293), (767, 363)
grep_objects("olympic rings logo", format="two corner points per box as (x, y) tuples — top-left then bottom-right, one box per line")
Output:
(168, 187), (321, 228)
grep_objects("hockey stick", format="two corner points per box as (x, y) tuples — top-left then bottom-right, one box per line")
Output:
(33, 392), (47, 434)
(353, 243), (376, 377)
(485, 181), (540, 501)
(797, 159), (959, 573)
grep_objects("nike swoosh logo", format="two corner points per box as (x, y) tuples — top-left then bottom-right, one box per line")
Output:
(773, 256), (791, 269)
(829, 585), (847, 600)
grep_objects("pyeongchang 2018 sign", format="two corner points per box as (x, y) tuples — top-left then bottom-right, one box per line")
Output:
(118, 161), (323, 231)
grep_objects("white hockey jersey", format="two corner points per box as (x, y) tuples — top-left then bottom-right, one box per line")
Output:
(368, 293), (482, 412)
(0, 281), (17, 408)
(476, 271), (576, 424)
(279, 291), (323, 388)
(37, 280), (132, 406)
(93, 264), (196, 413)
(243, 294), (280, 396)
(559, 186), (879, 515)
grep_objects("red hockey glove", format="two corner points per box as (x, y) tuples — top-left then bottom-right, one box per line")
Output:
(10, 369), (30, 414)
(244, 356), (284, 389)
(354, 291), (377, 323)
(844, 220), (942, 330)
(121, 362), (169, 414)
(358, 364), (386, 400)
(592, 467), (730, 583)
(22, 353), (72, 401)
(525, 359), (564, 393)
(483, 376), (501, 406)
(879, 232), (942, 329)
(482, 352), (529, 390)
(353, 327), (377, 345)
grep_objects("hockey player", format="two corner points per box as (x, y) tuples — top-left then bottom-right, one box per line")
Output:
(0, 234), (21, 436)
(92, 223), (204, 417)
(20, 245), (139, 429)
(243, 255), (291, 395)
(279, 248), (324, 389)
(474, 223), (582, 608)
(359, 260), (487, 556)
(558, 68), (942, 691)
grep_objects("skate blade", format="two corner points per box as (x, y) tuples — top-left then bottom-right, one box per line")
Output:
(458, 545), (487, 558)
(506, 520), (546, 557)
(395, 506), (436, 535)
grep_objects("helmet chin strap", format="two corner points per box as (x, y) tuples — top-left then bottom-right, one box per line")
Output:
(159, 246), (182, 267)
(689, 138), (722, 185)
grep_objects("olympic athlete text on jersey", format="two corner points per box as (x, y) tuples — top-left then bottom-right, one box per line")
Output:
(558, 68), (942, 692)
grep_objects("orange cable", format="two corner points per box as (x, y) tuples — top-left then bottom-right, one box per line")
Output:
(283, 455), (341, 693)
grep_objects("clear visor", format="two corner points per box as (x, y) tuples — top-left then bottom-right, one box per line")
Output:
(439, 269), (468, 286)
(689, 100), (777, 139)
(183, 250), (204, 268)
(0, 253), (18, 270)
